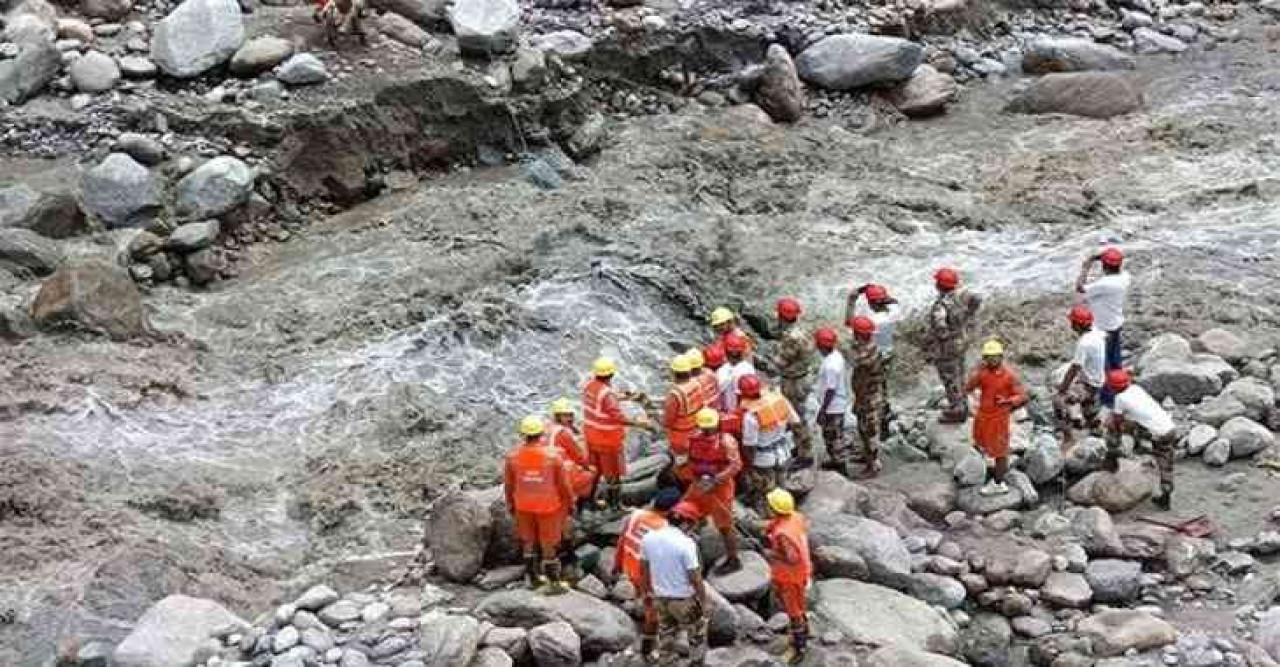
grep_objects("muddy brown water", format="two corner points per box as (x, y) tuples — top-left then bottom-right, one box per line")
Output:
(5, 15), (1280, 664)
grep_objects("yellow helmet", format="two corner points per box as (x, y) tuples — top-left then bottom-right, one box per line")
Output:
(686, 348), (705, 369)
(519, 415), (545, 436)
(695, 408), (720, 430)
(671, 354), (692, 374)
(767, 488), (795, 515)
(709, 307), (735, 327)
(592, 357), (617, 377)
(549, 398), (574, 416)
(981, 339), (1005, 357)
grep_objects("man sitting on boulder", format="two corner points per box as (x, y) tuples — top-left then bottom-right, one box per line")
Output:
(1105, 369), (1177, 510)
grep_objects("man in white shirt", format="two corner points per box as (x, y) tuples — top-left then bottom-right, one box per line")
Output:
(1076, 247), (1131, 403)
(640, 502), (707, 663)
(847, 283), (902, 431)
(737, 374), (801, 510)
(1054, 305), (1107, 449)
(1106, 369), (1177, 511)
(812, 327), (853, 476)
(717, 332), (756, 413)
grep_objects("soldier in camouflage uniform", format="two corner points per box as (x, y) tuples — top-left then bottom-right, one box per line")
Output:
(773, 298), (814, 461)
(927, 267), (982, 423)
(847, 316), (885, 478)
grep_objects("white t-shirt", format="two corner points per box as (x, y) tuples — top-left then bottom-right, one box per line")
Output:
(717, 360), (756, 412)
(742, 402), (799, 468)
(1072, 329), (1107, 387)
(859, 302), (900, 356)
(814, 351), (850, 415)
(1114, 385), (1175, 438)
(1084, 273), (1131, 332)
(640, 525), (700, 599)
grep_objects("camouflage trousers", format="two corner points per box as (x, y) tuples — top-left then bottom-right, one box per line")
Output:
(1107, 426), (1176, 495)
(655, 597), (707, 666)
(854, 392), (883, 462)
(879, 353), (896, 432)
(819, 413), (854, 467)
(932, 351), (967, 414)
(741, 465), (784, 512)
(781, 376), (814, 459)
(1053, 382), (1101, 435)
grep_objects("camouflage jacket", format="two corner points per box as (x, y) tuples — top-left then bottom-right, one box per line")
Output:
(849, 336), (884, 398)
(776, 323), (814, 380)
(927, 289), (981, 350)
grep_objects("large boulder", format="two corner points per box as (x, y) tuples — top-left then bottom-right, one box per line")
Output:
(277, 53), (329, 85)
(448, 0), (519, 56)
(31, 259), (148, 338)
(530, 30), (592, 61)
(1223, 378), (1275, 421)
(378, 12), (431, 48)
(369, 0), (447, 25)
(801, 471), (861, 515)
(1077, 610), (1176, 657)
(960, 613), (1012, 667)
(229, 36), (293, 76)
(907, 573), (967, 609)
(69, 50), (120, 93)
(755, 43), (804, 123)
(81, 153), (161, 228)
(1004, 72), (1143, 119)
(1220, 416), (1275, 459)
(865, 647), (967, 667)
(1257, 607), (1280, 662)
(1067, 461), (1155, 513)
(428, 488), (493, 583)
(809, 515), (911, 587)
(0, 228), (61, 276)
(1023, 433), (1065, 485)
(527, 621), (581, 667)
(887, 64), (957, 117)
(795, 34), (922, 91)
(1137, 333), (1192, 374)
(150, 0), (245, 78)
(955, 484), (1027, 515)
(0, 182), (88, 239)
(707, 550), (771, 602)
(0, 39), (59, 105)
(167, 220), (220, 253)
(1198, 328), (1251, 364)
(1193, 393), (1248, 427)
(175, 156), (254, 220)
(1021, 38), (1135, 74)
(1144, 356), (1237, 404)
(907, 482), (956, 522)
(813, 579), (958, 655)
(112, 595), (247, 667)
(1133, 27), (1187, 54)
(1086, 559), (1142, 603)
(418, 612), (481, 667)
(474, 590), (636, 658)
(1040, 572), (1092, 608)
(1068, 506), (1124, 557)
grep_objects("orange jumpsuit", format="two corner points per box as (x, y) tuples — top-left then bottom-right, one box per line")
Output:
(766, 512), (812, 621)
(583, 379), (628, 480)
(964, 363), (1027, 459)
(615, 509), (668, 639)
(680, 431), (742, 529)
(663, 377), (703, 458)
(503, 440), (575, 551)
(547, 421), (597, 501)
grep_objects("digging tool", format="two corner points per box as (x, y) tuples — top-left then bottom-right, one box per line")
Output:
(1138, 513), (1214, 538)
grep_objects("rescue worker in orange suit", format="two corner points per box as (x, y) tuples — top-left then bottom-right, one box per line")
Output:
(504, 415), (576, 593)
(710, 306), (755, 361)
(663, 354), (704, 464)
(963, 340), (1028, 497)
(583, 357), (652, 510)
(737, 374), (800, 511)
(614, 487), (682, 659)
(764, 488), (812, 664)
(546, 398), (598, 510)
(680, 408), (744, 574)
(698, 343), (725, 409)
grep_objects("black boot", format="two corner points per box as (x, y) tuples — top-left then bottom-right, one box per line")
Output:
(1154, 484), (1173, 511)
(784, 622), (808, 664)
(524, 553), (543, 589)
(541, 560), (569, 595)
(1103, 452), (1120, 473)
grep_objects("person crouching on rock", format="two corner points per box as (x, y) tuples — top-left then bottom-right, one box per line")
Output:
(615, 487), (682, 659)
(640, 500), (709, 666)
(964, 340), (1027, 497)
(764, 488), (812, 664)
(504, 416), (575, 594)
(679, 408), (744, 574)
(1105, 369), (1177, 510)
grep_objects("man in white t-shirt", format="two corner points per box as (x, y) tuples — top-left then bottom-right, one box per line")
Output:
(640, 501), (707, 663)
(1106, 369), (1177, 511)
(812, 327), (853, 476)
(717, 332), (756, 413)
(1076, 247), (1131, 403)
(1054, 305), (1107, 449)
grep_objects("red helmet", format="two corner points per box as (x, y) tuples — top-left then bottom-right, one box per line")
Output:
(737, 374), (762, 399)
(1100, 247), (1124, 268)
(1106, 369), (1132, 392)
(671, 500), (703, 522)
(934, 267), (959, 291)
(776, 297), (802, 322)
(724, 332), (748, 355)
(813, 327), (838, 350)
(1068, 305), (1094, 327)
(865, 284), (889, 303)
(703, 343), (725, 370)
(849, 316), (876, 338)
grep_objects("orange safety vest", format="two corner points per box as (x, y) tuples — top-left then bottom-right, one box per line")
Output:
(616, 508), (668, 584)
(688, 431), (735, 478)
(583, 379), (625, 451)
(697, 370), (721, 411)
(741, 390), (791, 434)
(507, 443), (567, 514)
(766, 513), (812, 585)
(665, 377), (703, 453)
(547, 421), (589, 467)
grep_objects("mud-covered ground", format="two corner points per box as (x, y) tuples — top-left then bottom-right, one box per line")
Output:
(5, 15), (1280, 665)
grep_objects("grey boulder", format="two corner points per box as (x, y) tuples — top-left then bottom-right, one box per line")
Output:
(795, 34), (922, 91)
(1198, 328), (1251, 363)
(68, 50), (120, 92)
(229, 35), (293, 76)
(167, 220), (220, 252)
(865, 647), (967, 667)
(175, 156), (254, 220)
(418, 612), (481, 667)
(1086, 559), (1142, 603)
(81, 153), (161, 228)
(448, 0), (519, 56)
(888, 64), (957, 117)
(1133, 27), (1187, 54)
(1220, 416), (1275, 459)
(1021, 38), (1135, 74)
(0, 227), (61, 276)
(1077, 610), (1176, 657)
(527, 621), (581, 667)
(0, 183), (87, 239)
(150, 0), (246, 78)
(809, 514), (911, 588)
(1005, 72), (1143, 118)
(111, 595), (246, 667)
(707, 550), (771, 602)
(813, 579), (958, 655)
(277, 53), (328, 85)
(474, 589), (636, 657)
(755, 43), (804, 123)
(0, 39), (60, 104)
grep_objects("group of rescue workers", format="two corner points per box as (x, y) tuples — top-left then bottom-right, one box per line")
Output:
(501, 246), (1180, 665)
